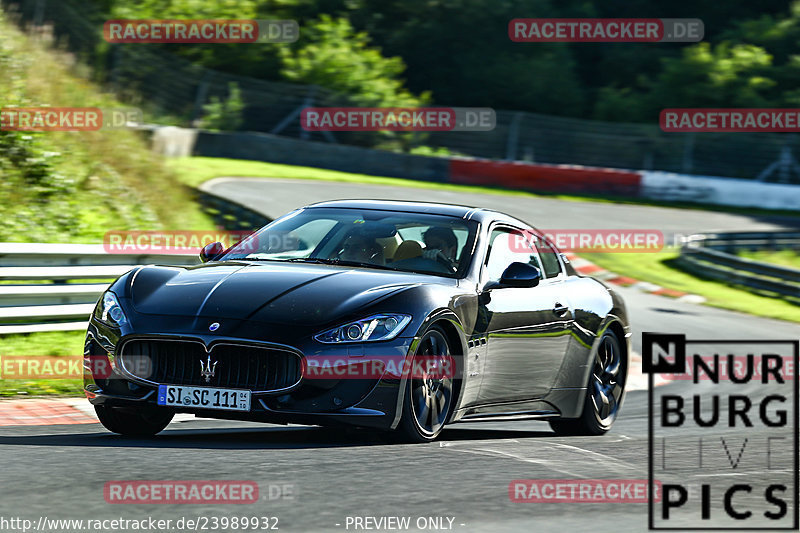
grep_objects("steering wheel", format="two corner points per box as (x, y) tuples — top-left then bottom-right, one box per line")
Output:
(431, 250), (457, 273)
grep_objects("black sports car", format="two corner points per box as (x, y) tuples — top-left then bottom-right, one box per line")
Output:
(85, 200), (630, 442)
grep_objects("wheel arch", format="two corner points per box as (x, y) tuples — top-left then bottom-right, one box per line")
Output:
(605, 320), (628, 368)
(590, 316), (630, 380)
(430, 315), (467, 424)
(553, 314), (628, 416)
(581, 315), (630, 414)
(394, 309), (467, 428)
(603, 317), (630, 415)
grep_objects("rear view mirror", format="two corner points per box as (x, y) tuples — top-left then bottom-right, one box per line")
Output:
(200, 241), (225, 263)
(361, 222), (397, 239)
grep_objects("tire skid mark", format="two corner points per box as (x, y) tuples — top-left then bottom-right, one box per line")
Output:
(445, 446), (591, 478)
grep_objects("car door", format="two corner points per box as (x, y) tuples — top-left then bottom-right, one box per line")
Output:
(476, 227), (573, 404)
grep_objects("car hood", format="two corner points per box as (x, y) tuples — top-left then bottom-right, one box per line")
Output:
(128, 262), (434, 326)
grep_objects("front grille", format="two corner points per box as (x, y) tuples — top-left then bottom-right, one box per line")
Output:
(119, 339), (302, 392)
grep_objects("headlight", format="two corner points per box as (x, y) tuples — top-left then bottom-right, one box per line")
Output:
(314, 314), (411, 343)
(97, 291), (128, 327)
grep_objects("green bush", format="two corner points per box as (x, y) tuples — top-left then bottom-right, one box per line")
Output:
(199, 82), (245, 131)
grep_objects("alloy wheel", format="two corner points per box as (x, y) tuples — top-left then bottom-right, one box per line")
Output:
(590, 332), (624, 426)
(409, 329), (453, 437)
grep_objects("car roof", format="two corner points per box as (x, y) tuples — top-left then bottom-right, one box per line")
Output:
(304, 199), (527, 226)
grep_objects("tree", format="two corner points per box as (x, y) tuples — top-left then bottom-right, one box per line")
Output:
(199, 82), (245, 131)
(277, 14), (428, 107)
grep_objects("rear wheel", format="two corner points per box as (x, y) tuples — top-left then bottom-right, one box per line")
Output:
(549, 329), (625, 436)
(394, 325), (455, 443)
(95, 405), (174, 436)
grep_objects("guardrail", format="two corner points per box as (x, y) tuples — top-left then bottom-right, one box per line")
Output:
(676, 231), (800, 303)
(0, 188), (271, 335)
(0, 243), (198, 335)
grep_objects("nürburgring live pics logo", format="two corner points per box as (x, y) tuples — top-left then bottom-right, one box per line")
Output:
(643, 333), (798, 530)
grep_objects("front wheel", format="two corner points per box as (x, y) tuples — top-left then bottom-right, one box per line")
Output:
(95, 405), (174, 436)
(394, 325), (455, 443)
(549, 329), (626, 436)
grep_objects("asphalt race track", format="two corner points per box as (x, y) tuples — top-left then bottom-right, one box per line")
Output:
(1, 178), (798, 532)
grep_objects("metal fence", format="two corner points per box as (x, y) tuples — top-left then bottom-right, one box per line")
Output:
(5, 0), (800, 182)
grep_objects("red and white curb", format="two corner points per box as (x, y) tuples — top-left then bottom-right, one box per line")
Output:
(0, 398), (208, 427)
(0, 398), (97, 426)
(565, 253), (706, 304)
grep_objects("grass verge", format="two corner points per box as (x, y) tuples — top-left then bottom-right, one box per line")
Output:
(0, 331), (85, 397)
(588, 248), (800, 323)
(0, 13), (215, 243)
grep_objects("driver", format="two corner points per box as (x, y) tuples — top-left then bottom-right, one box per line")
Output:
(422, 226), (458, 266)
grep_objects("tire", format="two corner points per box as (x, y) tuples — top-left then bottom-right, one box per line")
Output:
(549, 329), (626, 436)
(95, 405), (174, 436)
(394, 325), (455, 443)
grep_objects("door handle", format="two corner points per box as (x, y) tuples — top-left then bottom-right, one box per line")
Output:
(553, 303), (569, 316)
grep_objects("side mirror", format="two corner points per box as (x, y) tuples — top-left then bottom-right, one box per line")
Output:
(485, 262), (541, 290)
(200, 241), (225, 263)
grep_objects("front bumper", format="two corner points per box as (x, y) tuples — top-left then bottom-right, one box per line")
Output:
(84, 318), (414, 430)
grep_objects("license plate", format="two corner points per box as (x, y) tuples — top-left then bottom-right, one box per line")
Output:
(157, 385), (251, 412)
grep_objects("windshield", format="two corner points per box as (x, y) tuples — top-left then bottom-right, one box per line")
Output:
(220, 207), (478, 278)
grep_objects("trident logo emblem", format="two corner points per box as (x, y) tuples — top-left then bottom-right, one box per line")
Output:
(200, 355), (218, 383)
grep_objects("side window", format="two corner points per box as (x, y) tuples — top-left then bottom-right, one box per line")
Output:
(535, 239), (562, 278)
(484, 228), (541, 283)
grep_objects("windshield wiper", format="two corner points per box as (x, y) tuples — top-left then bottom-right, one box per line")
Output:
(332, 260), (402, 272)
(233, 257), (327, 263)
(285, 257), (401, 271)
(284, 257), (340, 264)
